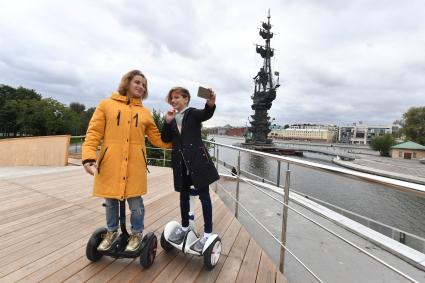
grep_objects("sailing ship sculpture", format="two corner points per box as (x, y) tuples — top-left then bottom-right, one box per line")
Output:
(245, 11), (280, 145)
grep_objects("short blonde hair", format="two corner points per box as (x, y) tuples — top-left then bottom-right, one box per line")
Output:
(165, 86), (191, 104)
(118, 70), (148, 100)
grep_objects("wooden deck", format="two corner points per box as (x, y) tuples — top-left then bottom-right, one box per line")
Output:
(0, 166), (287, 282)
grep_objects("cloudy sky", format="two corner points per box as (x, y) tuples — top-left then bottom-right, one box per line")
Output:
(1, 0), (424, 127)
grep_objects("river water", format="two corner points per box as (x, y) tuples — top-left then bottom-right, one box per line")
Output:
(212, 136), (425, 239)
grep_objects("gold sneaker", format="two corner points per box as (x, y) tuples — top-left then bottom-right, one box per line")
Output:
(97, 230), (118, 251)
(125, 233), (143, 252)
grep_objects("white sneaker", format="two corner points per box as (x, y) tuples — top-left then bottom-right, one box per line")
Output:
(168, 227), (187, 244)
(193, 236), (208, 252)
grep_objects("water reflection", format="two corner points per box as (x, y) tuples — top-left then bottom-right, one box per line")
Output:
(247, 153), (268, 179)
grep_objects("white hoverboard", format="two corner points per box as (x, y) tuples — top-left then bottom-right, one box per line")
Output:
(160, 188), (222, 269)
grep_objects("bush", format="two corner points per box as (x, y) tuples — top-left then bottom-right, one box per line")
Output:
(370, 134), (396, 156)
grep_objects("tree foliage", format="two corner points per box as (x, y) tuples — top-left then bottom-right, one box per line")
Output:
(399, 106), (425, 145)
(369, 134), (396, 156)
(0, 84), (94, 137)
(145, 109), (171, 167)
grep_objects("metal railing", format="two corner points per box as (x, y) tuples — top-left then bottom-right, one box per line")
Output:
(218, 158), (425, 253)
(68, 136), (172, 167)
(145, 147), (172, 167)
(70, 136), (423, 282)
(206, 140), (424, 283)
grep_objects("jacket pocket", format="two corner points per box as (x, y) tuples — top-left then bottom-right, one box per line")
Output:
(142, 149), (150, 173)
(97, 147), (108, 174)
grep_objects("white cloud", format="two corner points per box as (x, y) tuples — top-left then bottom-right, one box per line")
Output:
(0, 0), (424, 127)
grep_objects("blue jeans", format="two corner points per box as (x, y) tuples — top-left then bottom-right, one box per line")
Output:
(104, 197), (144, 234)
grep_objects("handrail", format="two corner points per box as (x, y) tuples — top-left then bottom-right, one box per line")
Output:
(215, 181), (324, 282)
(204, 140), (425, 197)
(221, 160), (425, 244)
(209, 140), (422, 282)
(70, 135), (424, 196)
(218, 173), (419, 282)
(290, 189), (425, 243)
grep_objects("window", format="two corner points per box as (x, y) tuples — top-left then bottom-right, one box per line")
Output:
(413, 152), (417, 158)
(399, 151), (402, 157)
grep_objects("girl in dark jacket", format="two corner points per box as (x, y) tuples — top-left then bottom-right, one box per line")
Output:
(161, 86), (219, 252)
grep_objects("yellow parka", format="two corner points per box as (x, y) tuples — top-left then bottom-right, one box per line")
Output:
(82, 92), (171, 200)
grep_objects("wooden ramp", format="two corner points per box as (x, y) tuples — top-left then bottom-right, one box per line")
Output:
(0, 166), (287, 283)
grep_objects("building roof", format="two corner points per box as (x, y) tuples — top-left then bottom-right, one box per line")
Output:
(391, 141), (425, 150)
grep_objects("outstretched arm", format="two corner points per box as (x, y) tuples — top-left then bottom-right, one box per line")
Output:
(192, 89), (216, 122)
(146, 112), (172, 149)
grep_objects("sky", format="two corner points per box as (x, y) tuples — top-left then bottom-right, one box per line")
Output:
(1, 0), (424, 127)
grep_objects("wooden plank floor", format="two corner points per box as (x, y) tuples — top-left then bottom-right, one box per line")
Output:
(0, 166), (288, 283)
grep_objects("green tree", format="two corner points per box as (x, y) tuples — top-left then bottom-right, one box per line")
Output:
(370, 134), (396, 156)
(81, 107), (96, 135)
(69, 102), (86, 114)
(145, 109), (171, 167)
(0, 84), (94, 137)
(69, 102), (87, 135)
(400, 106), (425, 145)
(1, 100), (22, 136)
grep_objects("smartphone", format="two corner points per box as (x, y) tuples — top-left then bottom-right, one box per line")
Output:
(197, 86), (212, 99)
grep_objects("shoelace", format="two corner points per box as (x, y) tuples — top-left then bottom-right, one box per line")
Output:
(130, 234), (143, 241)
(102, 232), (116, 242)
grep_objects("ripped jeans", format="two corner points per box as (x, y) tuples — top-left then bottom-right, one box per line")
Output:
(104, 197), (144, 234)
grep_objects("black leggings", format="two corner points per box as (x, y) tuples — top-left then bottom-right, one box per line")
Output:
(180, 186), (212, 233)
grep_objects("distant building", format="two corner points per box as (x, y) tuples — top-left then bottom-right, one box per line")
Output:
(269, 124), (337, 143)
(338, 123), (393, 145)
(226, 127), (245, 137)
(391, 141), (425, 160)
(205, 125), (246, 137)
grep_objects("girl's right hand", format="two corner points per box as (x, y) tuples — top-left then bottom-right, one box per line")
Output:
(165, 108), (176, 124)
(83, 162), (96, 176)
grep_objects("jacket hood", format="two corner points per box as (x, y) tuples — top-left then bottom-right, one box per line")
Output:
(110, 92), (143, 106)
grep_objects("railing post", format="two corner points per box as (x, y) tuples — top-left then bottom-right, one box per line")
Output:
(235, 150), (241, 218)
(276, 160), (281, 187)
(215, 145), (219, 193)
(279, 163), (291, 273)
(163, 148), (166, 167)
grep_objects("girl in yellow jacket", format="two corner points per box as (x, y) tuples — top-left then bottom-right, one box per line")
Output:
(82, 70), (171, 252)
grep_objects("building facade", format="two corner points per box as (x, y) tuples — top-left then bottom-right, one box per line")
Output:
(391, 141), (425, 160)
(269, 124), (337, 143)
(338, 123), (394, 145)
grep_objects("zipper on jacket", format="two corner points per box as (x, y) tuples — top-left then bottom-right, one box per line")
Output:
(180, 151), (190, 175)
(97, 147), (108, 174)
(117, 110), (121, 126)
(134, 113), (139, 127)
(142, 149), (150, 173)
